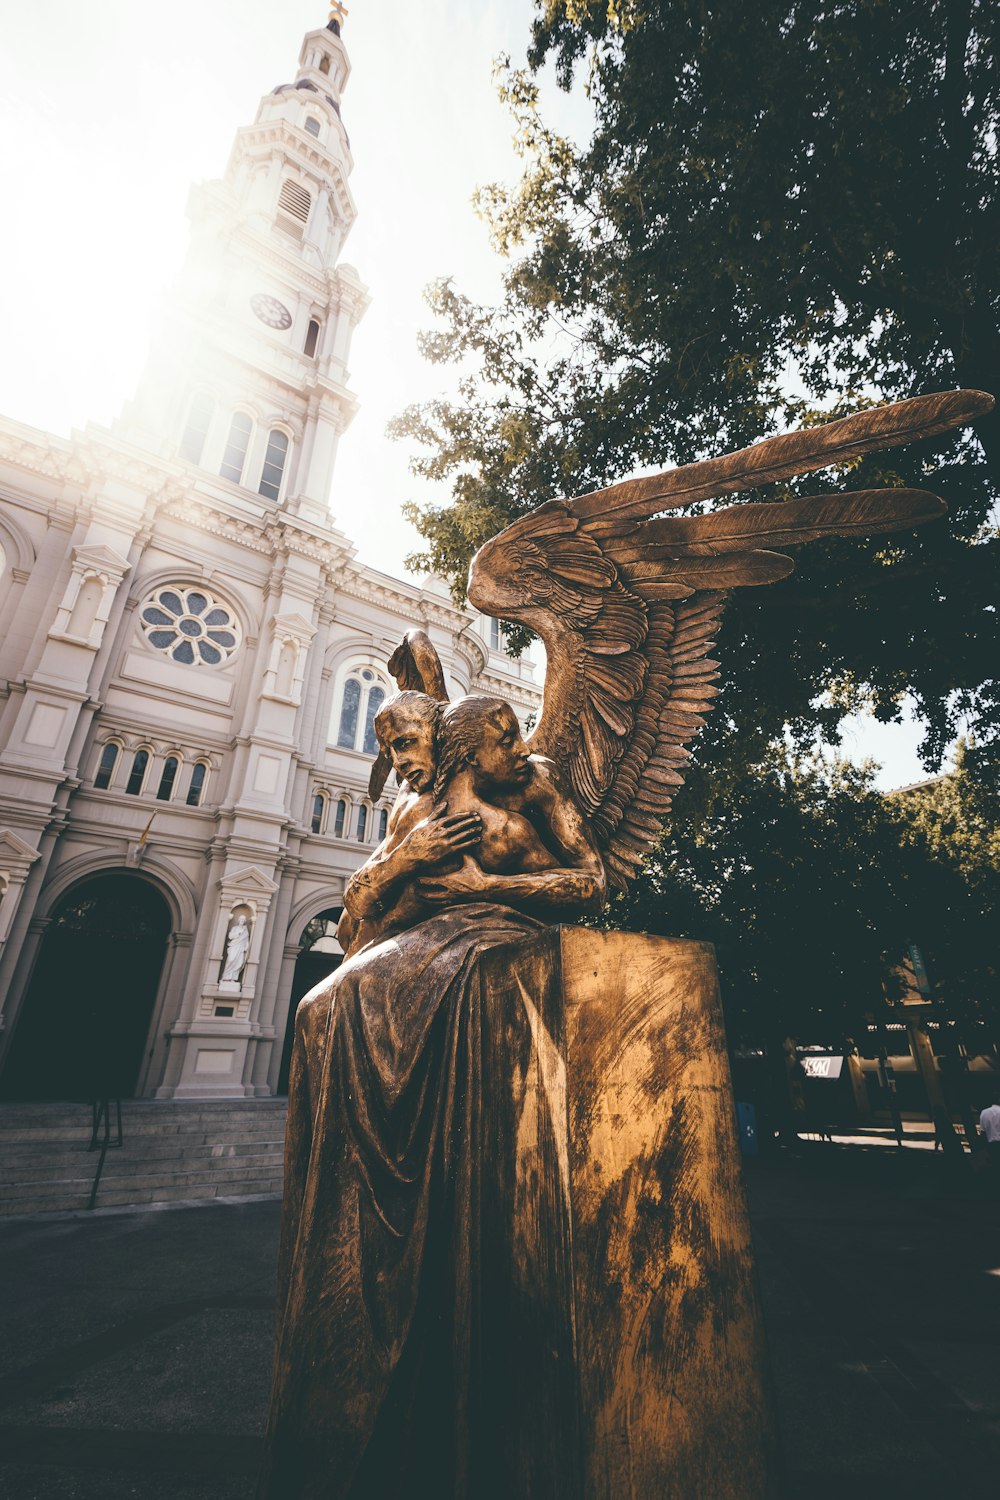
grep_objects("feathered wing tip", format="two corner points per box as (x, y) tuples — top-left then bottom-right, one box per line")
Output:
(387, 630), (449, 700)
(369, 631), (452, 803)
(569, 389), (994, 524)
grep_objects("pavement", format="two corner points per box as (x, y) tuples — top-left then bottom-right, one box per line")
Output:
(0, 1144), (998, 1499)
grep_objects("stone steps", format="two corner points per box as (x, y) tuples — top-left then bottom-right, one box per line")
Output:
(0, 1099), (289, 1215)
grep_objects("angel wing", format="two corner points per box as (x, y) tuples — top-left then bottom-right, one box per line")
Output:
(368, 629), (451, 800)
(467, 388), (994, 890)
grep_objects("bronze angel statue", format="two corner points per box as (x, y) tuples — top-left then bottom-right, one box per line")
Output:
(259, 388), (993, 1500)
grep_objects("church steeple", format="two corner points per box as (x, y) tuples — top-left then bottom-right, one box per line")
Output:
(116, 10), (369, 528)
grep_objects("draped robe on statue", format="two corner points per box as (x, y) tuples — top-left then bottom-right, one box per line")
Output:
(257, 902), (581, 1500)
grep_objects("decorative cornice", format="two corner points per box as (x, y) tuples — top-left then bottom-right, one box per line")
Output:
(0, 419), (187, 510)
(454, 631), (488, 677)
(474, 669), (544, 707)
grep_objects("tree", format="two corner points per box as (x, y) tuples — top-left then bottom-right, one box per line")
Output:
(610, 748), (999, 1046)
(393, 0), (999, 780)
(890, 742), (1000, 1022)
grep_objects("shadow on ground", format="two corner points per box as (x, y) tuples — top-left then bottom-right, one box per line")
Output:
(0, 1144), (998, 1497)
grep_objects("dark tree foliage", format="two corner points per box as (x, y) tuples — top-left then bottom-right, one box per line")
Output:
(610, 751), (1000, 1045)
(393, 0), (999, 782)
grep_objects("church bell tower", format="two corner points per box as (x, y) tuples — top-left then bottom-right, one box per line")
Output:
(118, 4), (369, 527)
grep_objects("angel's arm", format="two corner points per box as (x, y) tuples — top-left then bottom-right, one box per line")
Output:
(343, 801), (483, 919)
(417, 767), (606, 919)
(417, 858), (604, 919)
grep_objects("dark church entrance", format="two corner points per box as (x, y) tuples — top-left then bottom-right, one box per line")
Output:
(0, 872), (172, 1101)
(277, 908), (343, 1094)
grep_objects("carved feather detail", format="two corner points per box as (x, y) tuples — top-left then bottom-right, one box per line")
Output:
(467, 390), (993, 889)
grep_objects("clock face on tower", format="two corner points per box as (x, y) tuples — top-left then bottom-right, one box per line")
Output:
(250, 293), (293, 330)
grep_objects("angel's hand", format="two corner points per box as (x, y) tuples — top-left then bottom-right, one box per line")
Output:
(416, 856), (490, 904)
(405, 805), (482, 867)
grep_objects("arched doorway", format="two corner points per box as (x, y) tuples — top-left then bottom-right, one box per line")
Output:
(277, 907), (343, 1094)
(0, 872), (172, 1101)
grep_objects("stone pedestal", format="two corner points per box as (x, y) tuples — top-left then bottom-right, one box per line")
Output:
(478, 927), (780, 1500)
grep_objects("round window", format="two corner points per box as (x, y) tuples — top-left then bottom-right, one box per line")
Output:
(139, 585), (242, 667)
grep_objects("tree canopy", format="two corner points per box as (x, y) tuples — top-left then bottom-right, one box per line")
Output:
(611, 748), (1000, 1045)
(393, 0), (999, 781)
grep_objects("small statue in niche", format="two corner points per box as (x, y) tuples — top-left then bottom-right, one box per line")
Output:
(221, 913), (250, 985)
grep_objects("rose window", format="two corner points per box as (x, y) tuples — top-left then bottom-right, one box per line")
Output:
(139, 586), (241, 667)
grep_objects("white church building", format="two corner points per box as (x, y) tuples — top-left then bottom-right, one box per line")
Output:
(0, 13), (540, 1104)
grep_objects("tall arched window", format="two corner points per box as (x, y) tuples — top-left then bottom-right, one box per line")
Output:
(356, 805), (368, 842)
(179, 393), (214, 464)
(219, 411), (254, 484)
(94, 741), (121, 791)
(258, 429), (290, 500)
(361, 686), (386, 755)
(156, 756), (180, 801)
(304, 116), (321, 138)
(334, 799), (347, 838)
(377, 808), (389, 842)
(337, 679), (361, 747)
(186, 761), (208, 807)
(335, 669), (389, 754)
(125, 748), (150, 796)
(304, 318), (321, 357)
(311, 791), (327, 834)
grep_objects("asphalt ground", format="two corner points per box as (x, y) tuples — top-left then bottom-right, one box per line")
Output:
(1, 1143), (998, 1499)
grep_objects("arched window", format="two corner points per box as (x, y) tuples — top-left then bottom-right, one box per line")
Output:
(304, 116), (321, 138)
(186, 761), (208, 807)
(156, 756), (180, 801)
(94, 741), (121, 791)
(179, 392), (214, 465)
(334, 799), (347, 838)
(125, 748), (150, 796)
(356, 805), (368, 842)
(335, 669), (389, 755)
(318, 55), (331, 75)
(361, 686), (386, 755)
(219, 411), (253, 484)
(336, 678), (361, 748)
(377, 808), (389, 842)
(258, 429), (290, 501)
(304, 318), (321, 357)
(311, 791), (327, 834)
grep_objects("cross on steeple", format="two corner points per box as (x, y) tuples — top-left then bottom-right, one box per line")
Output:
(329, 3), (349, 26)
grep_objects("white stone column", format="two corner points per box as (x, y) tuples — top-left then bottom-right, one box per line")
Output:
(0, 831), (42, 1005)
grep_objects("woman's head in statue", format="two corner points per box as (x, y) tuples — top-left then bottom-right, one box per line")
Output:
(435, 695), (529, 798)
(373, 691), (442, 794)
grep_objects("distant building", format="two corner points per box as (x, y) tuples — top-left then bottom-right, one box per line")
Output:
(0, 15), (539, 1101)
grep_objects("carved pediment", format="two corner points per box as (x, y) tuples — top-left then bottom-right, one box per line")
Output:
(71, 542), (132, 579)
(218, 865), (280, 898)
(0, 829), (42, 878)
(270, 612), (317, 644)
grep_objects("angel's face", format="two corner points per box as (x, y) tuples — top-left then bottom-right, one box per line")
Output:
(467, 707), (531, 792)
(382, 709), (437, 793)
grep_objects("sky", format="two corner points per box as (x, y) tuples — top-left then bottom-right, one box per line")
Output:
(0, 0), (940, 788)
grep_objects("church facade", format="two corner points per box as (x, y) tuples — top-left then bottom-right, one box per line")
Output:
(0, 15), (540, 1101)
